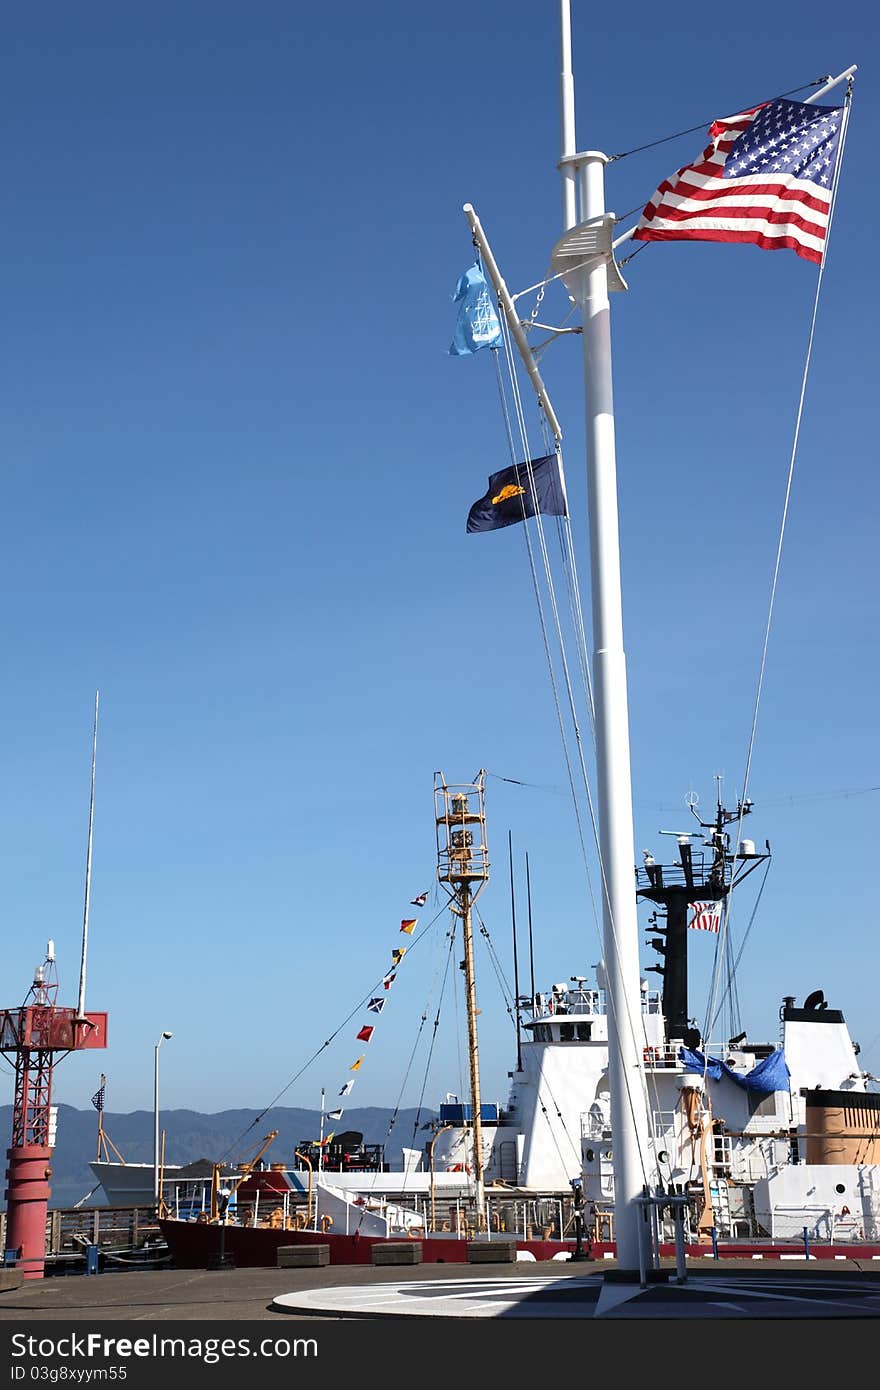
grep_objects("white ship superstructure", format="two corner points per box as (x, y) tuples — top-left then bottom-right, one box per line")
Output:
(431, 975), (663, 1193)
(429, 961), (879, 1242)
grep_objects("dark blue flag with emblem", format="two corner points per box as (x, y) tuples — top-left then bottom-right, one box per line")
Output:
(467, 454), (567, 533)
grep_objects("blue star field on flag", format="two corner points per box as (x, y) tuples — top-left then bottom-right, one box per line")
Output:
(723, 98), (843, 187)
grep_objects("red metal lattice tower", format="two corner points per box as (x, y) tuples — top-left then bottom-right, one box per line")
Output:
(1, 950), (107, 1279)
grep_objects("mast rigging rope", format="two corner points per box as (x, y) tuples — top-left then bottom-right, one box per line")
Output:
(608, 77), (830, 162)
(218, 901), (450, 1161)
(702, 80), (854, 1047)
(492, 298), (667, 1182)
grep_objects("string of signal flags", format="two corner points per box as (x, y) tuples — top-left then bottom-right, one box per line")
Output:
(317, 889), (432, 1145)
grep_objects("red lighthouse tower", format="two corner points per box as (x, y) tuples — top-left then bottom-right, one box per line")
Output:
(1, 694), (108, 1279)
(1, 947), (107, 1278)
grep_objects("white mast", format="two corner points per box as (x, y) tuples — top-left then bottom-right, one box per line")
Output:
(76, 690), (99, 1021)
(558, 0), (577, 231)
(556, 0), (652, 1275)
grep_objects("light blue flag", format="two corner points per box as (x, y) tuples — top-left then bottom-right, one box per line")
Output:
(448, 262), (502, 356)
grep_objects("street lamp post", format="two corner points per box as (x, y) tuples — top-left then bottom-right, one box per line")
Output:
(153, 1031), (173, 1209)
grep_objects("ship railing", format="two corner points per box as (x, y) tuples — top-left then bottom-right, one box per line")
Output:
(47, 1204), (163, 1255)
(650, 1110), (678, 1140)
(0, 1205), (167, 1271)
(531, 990), (603, 1018)
(529, 988), (662, 1020)
(641, 1045), (681, 1070)
(634, 852), (728, 892)
(163, 1189), (586, 1243)
(712, 1131), (733, 1176)
(164, 1174), (243, 1221)
(726, 1135), (788, 1185)
(582, 1116), (611, 1141)
(563, 988), (603, 1014)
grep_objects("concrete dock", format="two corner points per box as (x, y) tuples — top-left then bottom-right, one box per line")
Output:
(0, 1257), (878, 1322)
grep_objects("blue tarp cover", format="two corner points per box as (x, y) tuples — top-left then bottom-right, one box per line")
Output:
(678, 1045), (790, 1094)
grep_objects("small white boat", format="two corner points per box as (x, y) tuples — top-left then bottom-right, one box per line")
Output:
(89, 1160), (179, 1208)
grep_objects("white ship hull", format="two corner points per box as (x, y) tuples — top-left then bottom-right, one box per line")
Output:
(89, 1160), (180, 1207)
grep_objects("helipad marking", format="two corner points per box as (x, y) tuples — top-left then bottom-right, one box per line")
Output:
(272, 1269), (880, 1321)
(594, 1280), (644, 1317)
(273, 1274), (602, 1320)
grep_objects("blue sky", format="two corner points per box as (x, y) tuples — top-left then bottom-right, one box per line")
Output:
(1, 2), (877, 1134)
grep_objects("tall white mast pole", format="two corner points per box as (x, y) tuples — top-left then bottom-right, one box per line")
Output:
(76, 690), (99, 1020)
(559, 0), (577, 231)
(558, 0), (651, 1275)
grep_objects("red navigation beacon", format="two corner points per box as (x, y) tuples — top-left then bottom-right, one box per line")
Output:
(1, 945), (107, 1278)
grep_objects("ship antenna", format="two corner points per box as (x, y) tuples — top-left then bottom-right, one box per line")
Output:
(559, 0), (577, 229)
(508, 831), (523, 1073)
(525, 851), (536, 1003)
(76, 690), (99, 1021)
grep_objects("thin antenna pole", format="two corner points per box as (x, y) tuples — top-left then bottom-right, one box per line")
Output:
(525, 853), (536, 1002)
(508, 831), (522, 1073)
(559, 0), (578, 230)
(77, 691), (99, 1020)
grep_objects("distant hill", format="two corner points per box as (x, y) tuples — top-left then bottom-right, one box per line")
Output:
(0, 1104), (439, 1209)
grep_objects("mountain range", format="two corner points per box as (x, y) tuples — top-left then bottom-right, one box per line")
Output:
(0, 1104), (439, 1209)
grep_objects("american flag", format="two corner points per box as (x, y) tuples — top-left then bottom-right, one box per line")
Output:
(90, 1082), (105, 1112)
(687, 901), (722, 934)
(633, 96), (845, 265)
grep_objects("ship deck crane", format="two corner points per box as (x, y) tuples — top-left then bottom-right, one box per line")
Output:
(210, 1130), (279, 1221)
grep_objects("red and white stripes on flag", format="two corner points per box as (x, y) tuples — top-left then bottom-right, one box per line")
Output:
(633, 96), (844, 265)
(687, 901), (722, 933)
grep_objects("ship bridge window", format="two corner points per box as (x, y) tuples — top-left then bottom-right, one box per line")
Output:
(534, 1024), (553, 1042)
(559, 1023), (575, 1041)
(577, 1023), (591, 1042)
